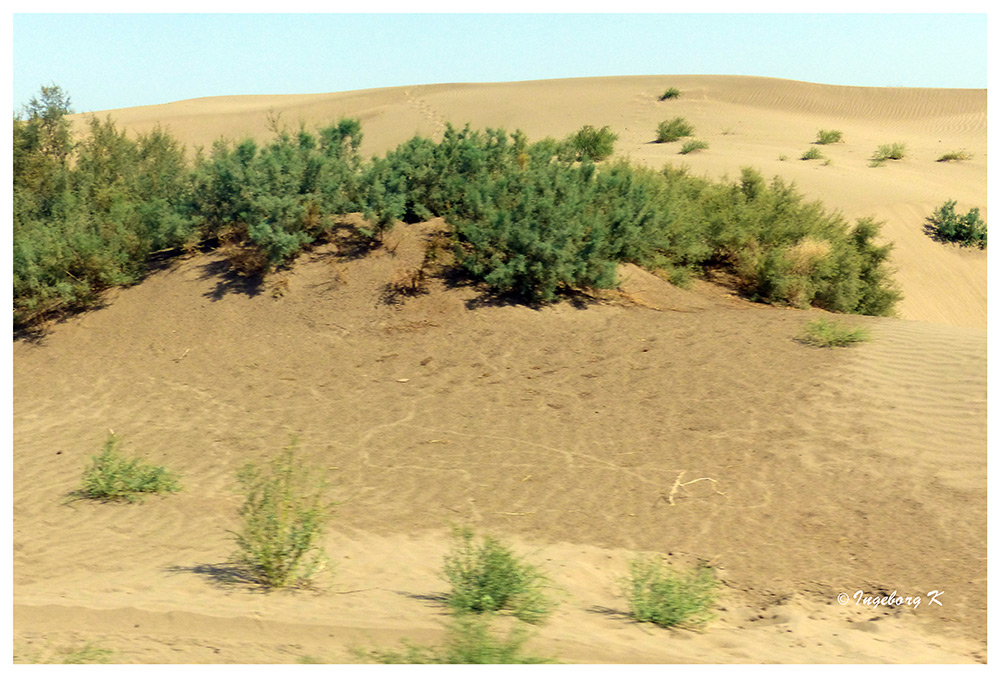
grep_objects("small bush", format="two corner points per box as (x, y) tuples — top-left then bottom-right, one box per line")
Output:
(679, 139), (709, 155)
(625, 557), (719, 629)
(800, 147), (824, 161)
(659, 87), (681, 101)
(797, 318), (871, 347)
(358, 614), (556, 664)
(78, 433), (180, 503)
(815, 129), (843, 145)
(925, 200), (986, 248)
(230, 440), (335, 588)
(567, 125), (618, 162)
(655, 117), (694, 143)
(869, 142), (907, 166)
(443, 528), (554, 624)
(937, 149), (973, 162)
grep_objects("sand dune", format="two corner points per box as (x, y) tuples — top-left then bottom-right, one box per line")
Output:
(15, 76), (987, 664)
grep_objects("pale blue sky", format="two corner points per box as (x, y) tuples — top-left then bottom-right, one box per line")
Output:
(12, 11), (989, 114)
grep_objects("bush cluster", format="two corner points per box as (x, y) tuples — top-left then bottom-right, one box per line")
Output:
(926, 200), (987, 249)
(77, 432), (181, 503)
(625, 557), (719, 628)
(14, 85), (905, 330)
(655, 117), (694, 143)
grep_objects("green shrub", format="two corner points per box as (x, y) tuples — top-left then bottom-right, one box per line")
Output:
(655, 117), (694, 143)
(358, 614), (555, 664)
(925, 200), (986, 248)
(869, 142), (907, 166)
(658, 87), (681, 101)
(815, 129), (843, 145)
(800, 147), (824, 161)
(230, 440), (335, 588)
(78, 433), (181, 503)
(937, 149), (973, 162)
(443, 528), (554, 624)
(625, 557), (719, 629)
(566, 125), (618, 162)
(796, 318), (871, 347)
(679, 139), (708, 155)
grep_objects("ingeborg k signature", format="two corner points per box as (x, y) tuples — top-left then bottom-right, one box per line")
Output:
(837, 589), (943, 609)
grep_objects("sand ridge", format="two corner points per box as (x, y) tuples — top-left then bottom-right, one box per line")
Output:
(14, 75), (987, 664)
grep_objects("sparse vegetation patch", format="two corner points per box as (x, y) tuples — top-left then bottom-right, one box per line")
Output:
(659, 87), (681, 101)
(624, 557), (719, 629)
(77, 432), (180, 503)
(655, 117), (694, 143)
(937, 149), (973, 162)
(801, 147), (824, 161)
(869, 142), (907, 166)
(443, 528), (555, 624)
(679, 139), (709, 154)
(797, 318), (871, 347)
(230, 440), (335, 589)
(815, 129), (843, 145)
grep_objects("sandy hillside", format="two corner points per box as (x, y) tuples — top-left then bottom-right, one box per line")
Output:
(14, 76), (987, 664)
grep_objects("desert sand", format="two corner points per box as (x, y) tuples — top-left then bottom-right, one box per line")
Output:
(13, 75), (987, 664)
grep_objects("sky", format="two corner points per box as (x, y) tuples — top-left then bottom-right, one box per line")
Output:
(9, 9), (991, 114)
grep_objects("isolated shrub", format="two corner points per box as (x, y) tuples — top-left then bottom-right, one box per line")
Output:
(926, 200), (987, 249)
(800, 147), (824, 161)
(869, 142), (907, 166)
(230, 440), (334, 588)
(359, 614), (555, 664)
(679, 139), (708, 154)
(566, 125), (618, 162)
(815, 129), (843, 145)
(659, 87), (681, 101)
(937, 149), (973, 162)
(797, 318), (871, 347)
(78, 433), (180, 503)
(625, 557), (719, 629)
(443, 528), (554, 624)
(655, 117), (694, 143)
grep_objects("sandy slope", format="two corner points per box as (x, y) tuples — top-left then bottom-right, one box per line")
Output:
(14, 76), (987, 664)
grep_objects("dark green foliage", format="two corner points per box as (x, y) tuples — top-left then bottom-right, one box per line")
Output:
(565, 125), (617, 161)
(659, 87), (681, 101)
(655, 117), (694, 143)
(443, 528), (554, 624)
(800, 147), (824, 160)
(191, 118), (363, 274)
(360, 614), (556, 664)
(925, 200), (986, 249)
(78, 433), (181, 503)
(14, 88), (195, 327)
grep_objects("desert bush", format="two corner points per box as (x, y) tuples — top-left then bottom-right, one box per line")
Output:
(443, 528), (555, 624)
(869, 142), (907, 166)
(679, 139), (709, 154)
(230, 440), (335, 588)
(937, 149), (973, 162)
(14, 88), (196, 328)
(800, 147), (824, 160)
(925, 200), (987, 248)
(191, 118), (364, 274)
(77, 432), (181, 503)
(655, 117), (694, 143)
(359, 613), (555, 664)
(659, 87), (681, 101)
(797, 318), (871, 347)
(566, 124), (618, 162)
(625, 557), (719, 629)
(815, 129), (843, 145)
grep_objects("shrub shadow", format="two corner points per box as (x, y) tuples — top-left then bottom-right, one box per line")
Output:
(197, 259), (265, 301)
(164, 562), (270, 592)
